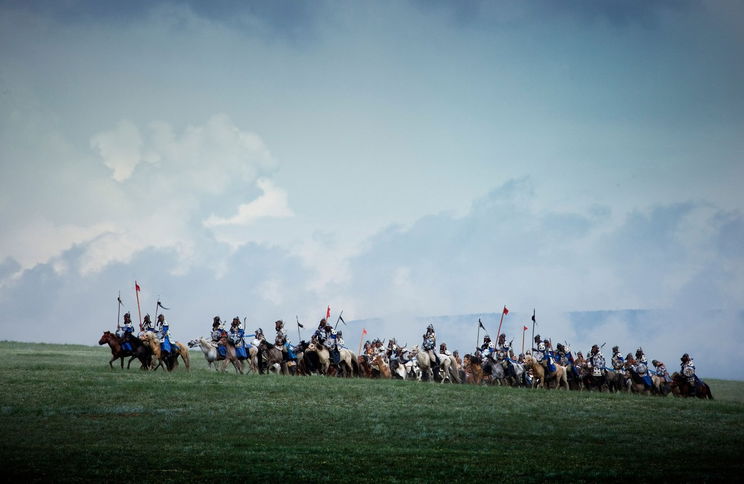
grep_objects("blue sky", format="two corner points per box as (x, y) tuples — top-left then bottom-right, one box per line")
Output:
(0, 0), (742, 377)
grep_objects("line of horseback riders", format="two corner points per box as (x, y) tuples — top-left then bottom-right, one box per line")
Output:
(99, 316), (711, 398)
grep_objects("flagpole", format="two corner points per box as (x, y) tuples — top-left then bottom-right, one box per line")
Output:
(521, 326), (525, 355)
(476, 318), (481, 352)
(496, 306), (507, 343)
(116, 291), (121, 330)
(135, 281), (142, 329)
(531, 309), (536, 352)
(296, 315), (302, 342)
(357, 328), (367, 356)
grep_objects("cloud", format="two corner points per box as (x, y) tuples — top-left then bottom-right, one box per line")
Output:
(203, 178), (293, 228)
(90, 120), (144, 182)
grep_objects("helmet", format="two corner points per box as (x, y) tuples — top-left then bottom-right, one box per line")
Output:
(337, 330), (343, 337)
(591, 344), (599, 353)
(636, 348), (644, 358)
(143, 314), (151, 322)
(681, 353), (690, 362)
(427, 323), (434, 331)
(538, 342), (546, 351)
(123, 312), (131, 320)
(275, 320), (284, 328)
(534, 334), (541, 343)
(212, 320), (220, 329)
(483, 334), (491, 341)
(157, 314), (164, 321)
(652, 359), (659, 366)
(612, 346), (619, 353)
(232, 317), (240, 326)
(556, 343), (565, 352)
(213, 316), (221, 323)
(498, 334), (506, 342)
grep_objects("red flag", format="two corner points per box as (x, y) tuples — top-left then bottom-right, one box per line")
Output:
(135, 282), (141, 292)
(362, 328), (367, 336)
(326, 306), (331, 319)
(523, 325), (528, 331)
(503, 306), (509, 315)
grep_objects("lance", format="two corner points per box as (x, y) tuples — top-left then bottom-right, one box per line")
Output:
(334, 310), (345, 330)
(495, 306), (508, 343)
(521, 325), (526, 355)
(134, 281), (143, 330)
(116, 291), (122, 331)
(296, 315), (303, 342)
(155, 299), (170, 319)
(477, 318), (485, 352)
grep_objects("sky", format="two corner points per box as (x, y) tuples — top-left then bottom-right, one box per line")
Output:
(0, 0), (742, 378)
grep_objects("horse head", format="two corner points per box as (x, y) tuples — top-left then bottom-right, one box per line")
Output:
(187, 339), (199, 348)
(98, 331), (116, 345)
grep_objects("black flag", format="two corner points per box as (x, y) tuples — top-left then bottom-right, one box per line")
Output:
(478, 318), (485, 330)
(532, 310), (536, 324)
(157, 300), (170, 310)
(297, 316), (304, 328)
(117, 296), (123, 306)
(338, 315), (346, 325)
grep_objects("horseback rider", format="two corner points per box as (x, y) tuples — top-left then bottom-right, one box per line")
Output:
(680, 353), (701, 394)
(439, 342), (451, 357)
(230, 317), (248, 360)
(532, 334), (542, 352)
(156, 313), (172, 357)
(211, 316), (228, 358)
(275, 320), (297, 362)
(423, 323), (440, 368)
(314, 319), (328, 345)
(336, 330), (346, 349)
(480, 334), (491, 353)
(141, 313), (155, 334)
(327, 329), (341, 365)
(652, 359), (671, 383)
(611, 346), (625, 375)
(632, 349), (653, 389)
(117, 312), (135, 352)
(587, 344), (605, 377)
(534, 340), (556, 373)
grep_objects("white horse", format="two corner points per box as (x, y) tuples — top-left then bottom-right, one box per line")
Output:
(187, 337), (242, 374)
(436, 353), (462, 384)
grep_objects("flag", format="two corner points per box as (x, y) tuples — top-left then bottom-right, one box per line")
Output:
(523, 325), (528, 331)
(117, 296), (122, 305)
(338, 315), (346, 325)
(326, 305), (331, 319)
(503, 306), (509, 315)
(297, 321), (304, 328)
(531, 310), (535, 323)
(362, 328), (367, 336)
(478, 319), (485, 330)
(157, 301), (170, 310)
(135, 282), (141, 292)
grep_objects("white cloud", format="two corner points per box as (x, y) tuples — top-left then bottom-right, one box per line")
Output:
(203, 178), (293, 228)
(90, 120), (144, 182)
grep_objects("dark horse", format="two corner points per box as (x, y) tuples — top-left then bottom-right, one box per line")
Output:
(671, 372), (714, 399)
(98, 331), (151, 369)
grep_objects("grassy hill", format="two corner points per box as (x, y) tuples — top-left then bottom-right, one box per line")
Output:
(1, 341), (742, 482)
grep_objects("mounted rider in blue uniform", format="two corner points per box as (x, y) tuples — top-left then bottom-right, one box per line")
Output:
(117, 312), (135, 352)
(680, 353), (702, 395)
(230, 317), (248, 360)
(633, 348), (653, 389)
(275, 320), (297, 362)
(141, 313), (155, 335)
(652, 359), (671, 383)
(313, 319), (328, 345)
(156, 313), (172, 357)
(211, 316), (227, 358)
(423, 323), (440, 368)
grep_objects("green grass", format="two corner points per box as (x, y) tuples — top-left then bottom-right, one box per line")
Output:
(1, 341), (743, 482)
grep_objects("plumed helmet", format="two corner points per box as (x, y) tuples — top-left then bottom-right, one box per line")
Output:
(427, 323), (434, 331)
(157, 314), (164, 321)
(612, 346), (619, 353)
(483, 334), (491, 341)
(534, 334), (541, 343)
(681, 353), (689, 361)
(123, 312), (131, 320)
(232, 317), (240, 325)
(275, 320), (284, 328)
(213, 316), (221, 323)
(538, 342), (546, 351)
(652, 359), (659, 366)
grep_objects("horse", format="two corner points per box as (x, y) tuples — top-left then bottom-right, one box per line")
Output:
(338, 348), (359, 377)
(357, 355), (374, 378)
(98, 331), (151, 370)
(187, 337), (242, 374)
(501, 359), (525, 387)
(582, 366), (609, 392)
(413, 345), (436, 382)
(257, 339), (285, 374)
(140, 332), (190, 372)
(372, 354), (391, 378)
(437, 353), (462, 384)
(306, 342), (331, 375)
(670, 372), (714, 399)
(523, 355), (568, 390)
(462, 354), (484, 385)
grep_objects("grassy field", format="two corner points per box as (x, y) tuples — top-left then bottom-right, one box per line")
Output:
(1, 341), (743, 482)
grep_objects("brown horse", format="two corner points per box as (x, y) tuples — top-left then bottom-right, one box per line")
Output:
(372, 354), (391, 379)
(670, 372), (714, 399)
(140, 332), (190, 372)
(463, 354), (484, 385)
(98, 331), (150, 369)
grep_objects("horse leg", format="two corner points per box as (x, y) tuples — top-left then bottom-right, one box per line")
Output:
(109, 355), (116, 369)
